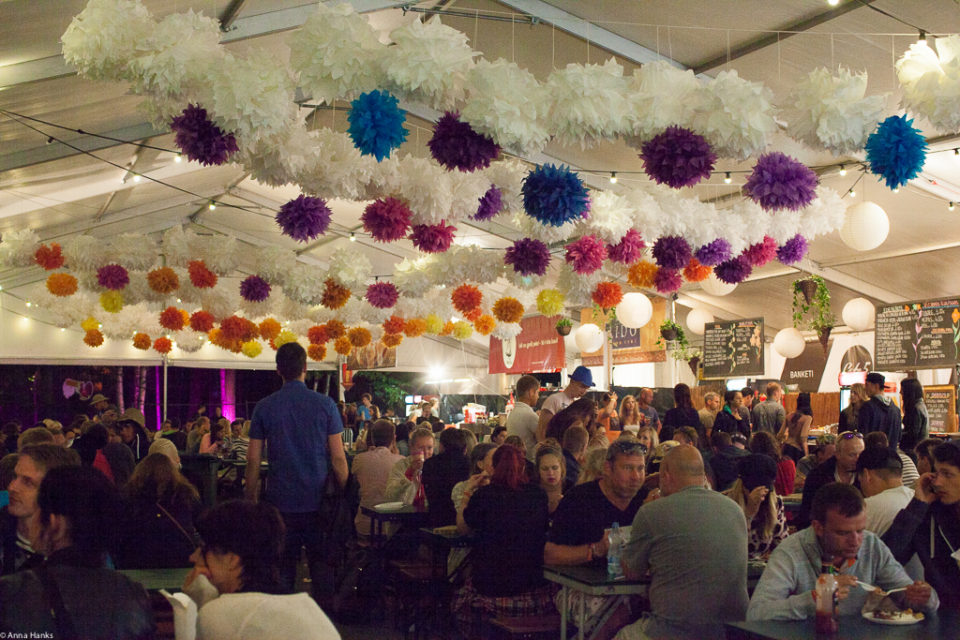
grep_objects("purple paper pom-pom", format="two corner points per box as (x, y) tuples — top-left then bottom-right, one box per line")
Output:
(654, 269), (683, 293)
(607, 229), (645, 264)
(362, 198), (412, 242)
(505, 238), (551, 276)
(776, 235), (808, 265)
(714, 256), (752, 284)
(428, 112), (500, 172)
(97, 264), (129, 290)
(744, 152), (818, 211)
(410, 221), (455, 253)
(170, 104), (239, 166)
(652, 236), (692, 270)
(474, 186), (504, 221)
(565, 235), (607, 275)
(695, 239), (732, 267)
(276, 195), (332, 242)
(240, 275), (271, 302)
(640, 126), (717, 189)
(742, 236), (778, 267)
(366, 282), (399, 309)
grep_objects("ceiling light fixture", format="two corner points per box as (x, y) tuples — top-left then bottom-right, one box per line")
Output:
(838, 165), (847, 176)
(208, 201), (216, 210)
(950, 202), (956, 211)
(827, 0), (839, 5)
(848, 187), (856, 197)
(350, 232), (356, 242)
(609, 172), (617, 184)
(724, 172), (732, 184)
(917, 30), (928, 46)
(174, 154), (183, 163)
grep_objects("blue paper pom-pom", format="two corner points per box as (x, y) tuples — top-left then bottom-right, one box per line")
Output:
(348, 90), (409, 161)
(865, 115), (927, 189)
(521, 164), (590, 227)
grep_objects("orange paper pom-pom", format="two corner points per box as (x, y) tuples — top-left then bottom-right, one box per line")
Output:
(683, 258), (711, 283)
(348, 327), (372, 348)
(147, 267), (179, 294)
(464, 307), (482, 322)
(325, 319), (346, 340)
(308, 325), (330, 345)
(46, 272), (77, 297)
(35, 243), (64, 270)
(321, 279), (351, 309)
(473, 314), (495, 335)
(153, 337), (173, 354)
(83, 329), (104, 347)
(308, 343), (327, 361)
(159, 306), (186, 331)
(492, 297), (524, 323)
(382, 332), (403, 348)
(591, 282), (623, 310)
(440, 321), (455, 336)
(258, 318), (281, 341)
(627, 260), (658, 288)
(220, 316), (258, 343)
(132, 333), (151, 350)
(382, 315), (405, 335)
(190, 310), (216, 332)
(404, 318), (427, 338)
(451, 284), (482, 314)
(334, 336), (353, 355)
(187, 260), (218, 288)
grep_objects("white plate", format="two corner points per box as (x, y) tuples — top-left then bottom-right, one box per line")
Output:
(373, 501), (406, 512)
(862, 611), (924, 625)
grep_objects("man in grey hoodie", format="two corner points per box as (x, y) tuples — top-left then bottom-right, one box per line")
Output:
(858, 372), (902, 450)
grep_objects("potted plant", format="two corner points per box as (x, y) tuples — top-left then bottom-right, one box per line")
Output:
(658, 319), (682, 342)
(555, 317), (573, 336)
(792, 275), (836, 353)
(656, 320), (702, 370)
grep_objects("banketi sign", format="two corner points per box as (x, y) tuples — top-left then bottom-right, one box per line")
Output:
(489, 315), (565, 374)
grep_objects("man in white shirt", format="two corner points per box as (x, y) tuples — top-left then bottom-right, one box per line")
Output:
(536, 366), (593, 442)
(505, 375), (541, 460)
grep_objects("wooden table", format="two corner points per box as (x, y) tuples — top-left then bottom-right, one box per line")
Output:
(782, 493), (802, 514)
(726, 610), (959, 639)
(360, 503), (427, 549)
(118, 567), (192, 592)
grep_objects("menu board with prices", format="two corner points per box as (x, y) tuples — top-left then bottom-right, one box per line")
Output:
(875, 298), (960, 370)
(703, 317), (764, 379)
(924, 385), (958, 433)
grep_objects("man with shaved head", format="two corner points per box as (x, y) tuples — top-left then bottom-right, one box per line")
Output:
(617, 446), (748, 640)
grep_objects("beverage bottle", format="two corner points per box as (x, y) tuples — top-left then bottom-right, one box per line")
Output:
(814, 563), (838, 634)
(607, 522), (624, 580)
(412, 470), (426, 512)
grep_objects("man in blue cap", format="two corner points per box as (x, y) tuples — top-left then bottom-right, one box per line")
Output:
(536, 365), (594, 443)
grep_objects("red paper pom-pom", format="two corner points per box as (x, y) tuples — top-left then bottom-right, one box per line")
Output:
(35, 243), (64, 270)
(451, 284), (482, 314)
(383, 315), (405, 335)
(133, 333), (151, 350)
(220, 316), (258, 343)
(308, 343), (327, 361)
(258, 318), (281, 341)
(591, 282), (623, 310)
(160, 306), (186, 331)
(187, 260), (218, 288)
(492, 297), (524, 324)
(464, 307), (482, 322)
(473, 314), (495, 335)
(190, 310), (216, 332)
(382, 333), (403, 347)
(321, 279), (351, 310)
(153, 337), (173, 354)
(308, 325), (330, 345)
(440, 322), (455, 336)
(683, 258), (711, 283)
(84, 329), (104, 347)
(147, 267), (180, 294)
(325, 319), (346, 340)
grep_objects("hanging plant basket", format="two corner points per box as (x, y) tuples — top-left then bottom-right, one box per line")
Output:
(660, 327), (679, 341)
(556, 318), (572, 336)
(817, 325), (833, 354)
(687, 355), (701, 376)
(792, 275), (836, 332)
(798, 279), (818, 305)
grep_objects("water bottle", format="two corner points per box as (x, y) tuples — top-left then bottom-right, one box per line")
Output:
(607, 522), (624, 580)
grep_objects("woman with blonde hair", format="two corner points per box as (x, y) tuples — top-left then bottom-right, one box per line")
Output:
(839, 382), (868, 434)
(618, 395), (641, 434)
(636, 425), (659, 455)
(535, 443), (565, 515)
(722, 454), (787, 560)
(577, 448), (607, 485)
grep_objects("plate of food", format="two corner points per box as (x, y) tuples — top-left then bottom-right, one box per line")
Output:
(373, 501), (406, 512)
(862, 610), (924, 625)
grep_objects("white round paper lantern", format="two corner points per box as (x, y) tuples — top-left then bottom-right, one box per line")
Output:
(616, 293), (653, 329)
(840, 202), (889, 252)
(574, 323), (605, 353)
(685, 308), (715, 335)
(699, 272), (737, 296)
(564, 331), (580, 353)
(773, 327), (806, 359)
(842, 297), (875, 332)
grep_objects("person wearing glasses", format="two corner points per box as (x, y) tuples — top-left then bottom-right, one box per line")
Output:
(796, 431), (864, 529)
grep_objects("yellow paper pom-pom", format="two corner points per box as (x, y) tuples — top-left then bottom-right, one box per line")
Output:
(83, 329), (104, 347)
(100, 291), (124, 313)
(382, 333), (403, 348)
(452, 321), (473, 340)
(273, 330), (297, 348)
(493, 297), (524, 324)
(46, 273), (78, 297)
(258, 318), (281, 341)
(308, 343), (327, 361)
(628, 260), (658, 288)
(334, 336), (353, 355)
(536, 289), (565, 317)
(132, 333), (151, 350)
(424, 314), (444, 334)
(404, 318), (427, 338)
(241, 340), (263, 358)
(347, 327), (372, 348)
(473, 314), (495, 335)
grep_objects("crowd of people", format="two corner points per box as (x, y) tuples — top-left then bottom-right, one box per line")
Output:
(0, 356), (957, 640)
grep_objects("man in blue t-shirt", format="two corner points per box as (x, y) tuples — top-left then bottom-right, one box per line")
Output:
(245, 342), (348, 595)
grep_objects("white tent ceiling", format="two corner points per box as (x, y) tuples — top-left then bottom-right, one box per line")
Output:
(3, 0), (960, 363)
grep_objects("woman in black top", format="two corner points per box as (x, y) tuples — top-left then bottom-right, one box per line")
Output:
(900, 378), (928, 453)
(454, 444), (554, 636)
(661, 383), (702, 442)
(713, 389), (749, 438)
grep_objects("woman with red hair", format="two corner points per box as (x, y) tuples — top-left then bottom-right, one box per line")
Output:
(453, 444), (555, 636)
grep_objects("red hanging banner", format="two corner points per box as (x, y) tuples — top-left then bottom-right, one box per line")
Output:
(489, 315), (565, 374)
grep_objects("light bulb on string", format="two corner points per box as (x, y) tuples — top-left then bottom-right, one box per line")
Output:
(723, 172), (732, 184)
(918, 31), (928, 46)
(827, 0), (839, 5)
(950, 202), (955, 211)
(208, 201), (216, 210)
(609, 172), (617, 184)
(174, 154), (183, 163)
(848, 187), (856, 197)
(350, 232), (356, 242)
(839, 165), (847, 176)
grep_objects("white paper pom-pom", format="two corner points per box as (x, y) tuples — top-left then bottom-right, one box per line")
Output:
(160, 227), (190, 267)
(431, 246), (502, 285)
(173, 330), (206, 353)
(690, 69), (777, 160)
(393, 257), (435, 297)
(109, 234), (159, 271)
(62, 235), (109, 272)
(462, 59), (550, 156)
(447, 171), (493, 223)
(799, 187), (846, 239)
(783, 68), (886, 155)
(240, 297), (272, 319)
(556, 263), (602, 307)
(492, 322), (523, 341)
(512, 212), (579, 245)
(327, 246), (371, 291)
(298, 128), (378, 201)
(358, 301), (391, 325)
(282, 263), (326, 307)
(546, 59), (637, 148)
(200, 286), (240, 321)
(397, 157), (454, 226)
(505, 269), (545, 291)
(254, 245), (297, 287)
(306, 305), (334, 324)
(627, 61), (701, 143)
(189, 231), (240, 275)
(128, 10), (223, 98)
(395, 296), (432, 319)
(583, 190), (634, 243)
(101, 302), (157, 340)
(0, 229), (40, 268)
(482, 159), (527, 215)
(61, 0), (155, 81)
(334, 297), (365, 326)
(897, 36), (960, 133)
(383, 17), (477, 111)
(288, 3), (384, 105)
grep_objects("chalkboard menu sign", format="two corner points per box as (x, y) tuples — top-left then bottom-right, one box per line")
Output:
(703, 318), (764, 379)
(924, 385), (958, 433)
(875, 298), (960, 370)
